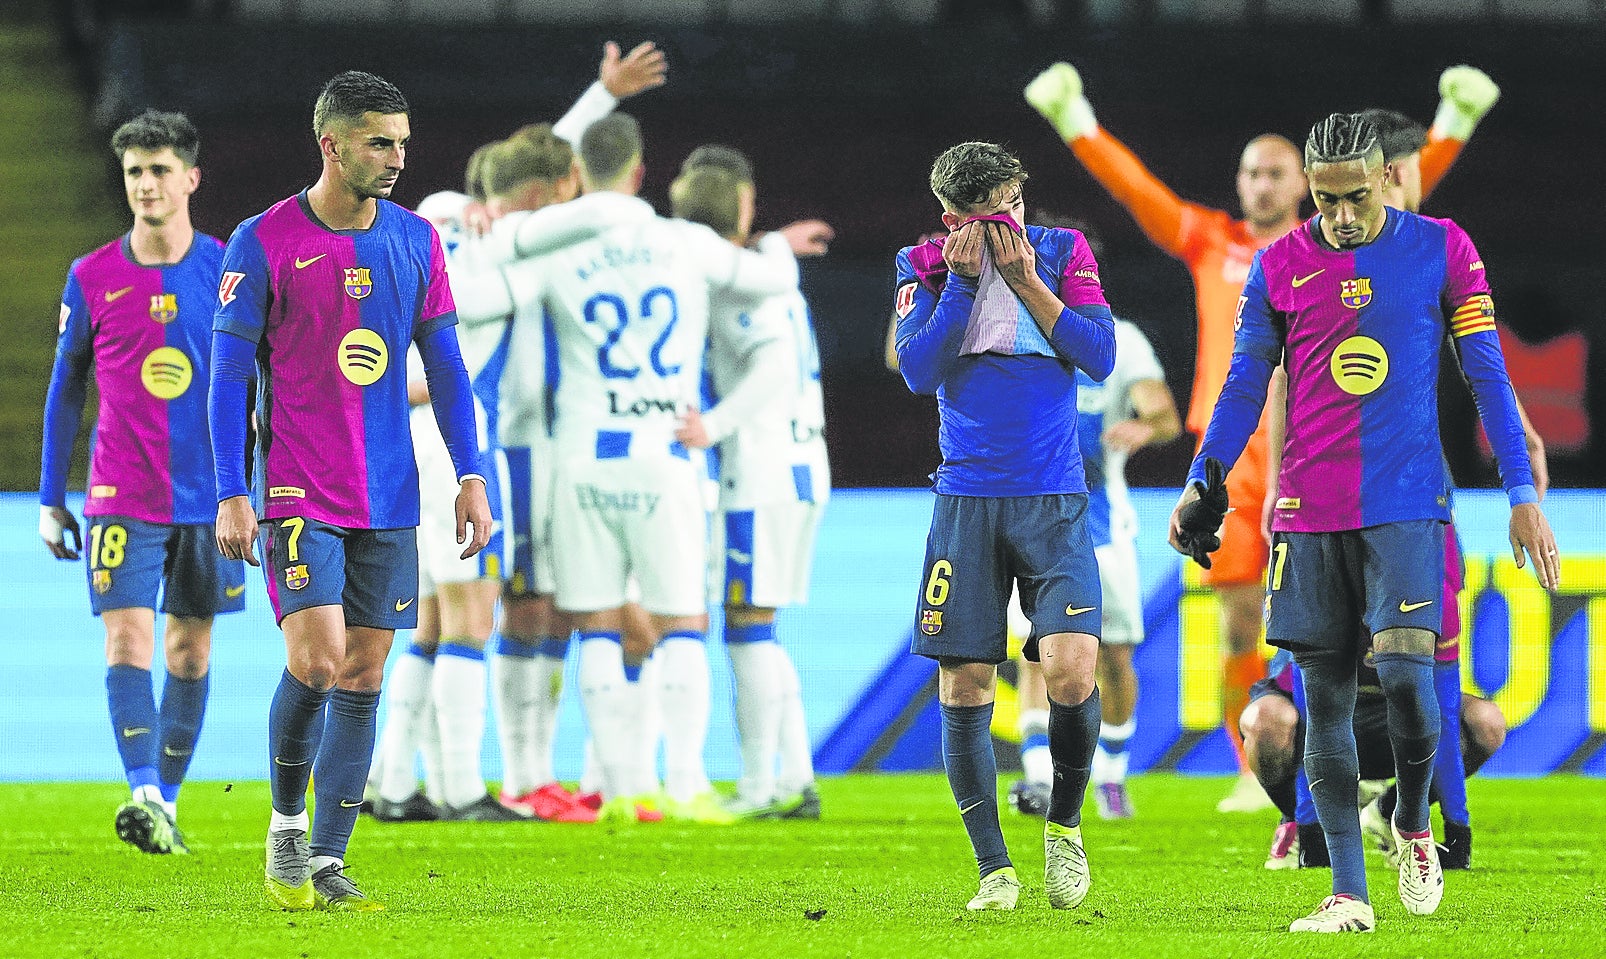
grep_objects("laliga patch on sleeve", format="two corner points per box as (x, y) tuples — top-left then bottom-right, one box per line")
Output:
(1234, 295), (1247, 331)
(895, 281), (918, 318)
(218, 271), (246, 306)
(58, 302), (70, 334)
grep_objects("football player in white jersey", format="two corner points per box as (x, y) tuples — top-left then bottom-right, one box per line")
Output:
(1010, 317), (1179, 820)
(365, 43), (667, 825)
(464, 113), (799, 823)
(669, 150), (830, 819)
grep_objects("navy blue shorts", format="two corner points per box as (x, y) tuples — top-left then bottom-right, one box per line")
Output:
(1265, 520), (1445, 654)
(258, 517), (418, 629)
(84, 515), (246, 618)
(912, 493), (1101, 665)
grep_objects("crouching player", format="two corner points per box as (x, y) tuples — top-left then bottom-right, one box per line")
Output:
(894, 142), (1114, 910)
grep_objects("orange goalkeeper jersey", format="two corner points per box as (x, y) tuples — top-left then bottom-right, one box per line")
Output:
(1070, 129), (1463, 436)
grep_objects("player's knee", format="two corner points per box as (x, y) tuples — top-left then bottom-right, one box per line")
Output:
(724, 604), (776, 628)
(1044, 666), (1096, 706)
(162, 616), (212, 678)
(1241, 695), (1298, 756)
(1460, 696), (1507, 757)
(1372, 626), (1434, 658)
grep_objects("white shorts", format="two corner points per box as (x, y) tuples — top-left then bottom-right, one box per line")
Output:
(1005, 536), (1143, 648)
(550, 454), (707, 616)
(504, 443), (557, 597)
(708, 500), (825, 609)
(1095, 537), (1144, 646)
(418, 442), (506, 596)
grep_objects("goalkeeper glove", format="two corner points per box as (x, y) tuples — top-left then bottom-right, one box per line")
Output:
(1176, 457), (1230, 569)
(1024, 62), (1099, 143)
(1431, 65), (1500, 141)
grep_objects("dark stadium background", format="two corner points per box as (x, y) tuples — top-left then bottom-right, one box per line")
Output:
(13, 1), (1603, 493)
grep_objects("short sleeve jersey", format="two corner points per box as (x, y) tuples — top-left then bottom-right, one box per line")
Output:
(214, 192), (457, 529)
(1076, 318), (1165, 546)
(55, 234), (226, 524)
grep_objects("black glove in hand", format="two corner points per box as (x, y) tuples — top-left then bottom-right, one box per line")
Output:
(1177, 457), (1230, 569)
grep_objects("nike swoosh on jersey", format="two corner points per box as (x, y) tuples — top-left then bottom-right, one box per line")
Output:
(104, 286), (135, 302)
(395, 598), (415, 612)
(727, 549), (753, 564)
(225, 584), (246, 598)
(1065, 605), (1095, 616)
(958, 800), (983, 815)
(294, 254), (327, 269)
(1291, 270), (1325, 288)
(1399, 600), (1435, 613)
(121, 726), (150, 738)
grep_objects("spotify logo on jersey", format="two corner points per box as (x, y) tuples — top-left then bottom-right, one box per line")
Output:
(1329, 335), (1389, 396)
(338, 328), (388, 386)
(141, 347), (193, 399)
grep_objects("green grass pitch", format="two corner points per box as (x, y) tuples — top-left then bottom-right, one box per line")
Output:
(1, 774), (1600, 958)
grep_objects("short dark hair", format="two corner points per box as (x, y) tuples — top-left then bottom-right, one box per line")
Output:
(929, 141), (1027, 212)
(681, 144), (753, 184)
(578, 113), (642, 186)
(1304, 112), (1383, 168)
(1358, 108), (1428, 162)
(110, 109), (200, 167)
(670, 165), (744, 238)
(312, 71), (409, 137)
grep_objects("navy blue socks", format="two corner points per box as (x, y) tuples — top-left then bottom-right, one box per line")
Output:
(940, 702), (1011, 878)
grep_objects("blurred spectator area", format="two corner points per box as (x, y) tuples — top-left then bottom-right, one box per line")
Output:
(23, 6), (1606, 492)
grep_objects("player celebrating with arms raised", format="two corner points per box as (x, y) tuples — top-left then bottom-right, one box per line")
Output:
(895, 142), (1114, 911)
(1170, 113), (1556, 933)
(210, 71), (491, 911)
(40, 109), (245, 855)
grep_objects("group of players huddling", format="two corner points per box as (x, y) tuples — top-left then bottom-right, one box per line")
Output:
(41, 44), (830, 912)
(40, 40), (1557, 930)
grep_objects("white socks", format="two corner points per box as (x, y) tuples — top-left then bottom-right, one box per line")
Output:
(432, 643), (489, 809)
(490, 635), (570, 798)
(577, 633), (640, 799)
(728, 640), (784, 803)
(775, 645), (815, 795)
(657, 633), (712, 803)
(376, 646), (434, 803)
(1018, 708), (1052, 787)
(1092, 718), (1136, 786)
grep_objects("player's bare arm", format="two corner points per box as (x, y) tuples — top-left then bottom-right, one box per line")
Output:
(40, 505), (82, 560)
(1104, 378), (1182, 455)
(215, 495), (259, 567)
(1510, 503), (1559, 591)
(454, 476), (493, 559)
(777, 219), (835, 257)
(674, 406), (712, 449)
(599, 40), (667, 99)
(942, 221), (983, 278)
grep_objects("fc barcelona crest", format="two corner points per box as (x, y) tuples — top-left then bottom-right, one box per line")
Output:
(285, 564), (310, 591)
(1340, 277), (1373, 309)
(148, 293), (178, 323)
(343, 267), (373, 300)
(919, 609), (944, 636)
(93, 569), (113, 595)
